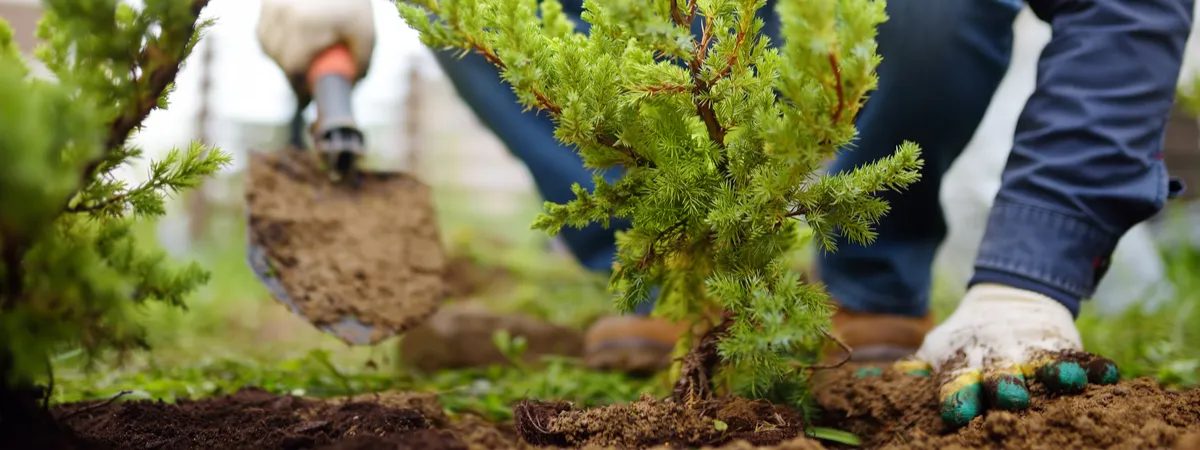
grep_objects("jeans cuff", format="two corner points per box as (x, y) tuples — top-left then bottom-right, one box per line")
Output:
(820, 267), (929, 318)
(969, 200), (1120, 316)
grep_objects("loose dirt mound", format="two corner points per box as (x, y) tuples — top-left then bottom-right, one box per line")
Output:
(245, 149), (447, 344)
(813, 364), (1200, 449)
(513, 393), (817, 449)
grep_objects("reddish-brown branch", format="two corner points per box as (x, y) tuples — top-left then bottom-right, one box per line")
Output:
(669, 0), (699, 27)
(689, 19), (727, 149)
(669, 0), (688, 27)
(827, 52), (845, 124)
(795, 327), (852, 371)
(596, 134), (651, 167)
(458, 32), (563, 116)
(710, 17), (752, 82)
(636, 219), (687, 269)
(785, 206), (809, 218)
(76, 0), (211, 192)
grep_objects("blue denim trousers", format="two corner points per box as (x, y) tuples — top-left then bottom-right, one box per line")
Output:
(431, 0), (1191, 318)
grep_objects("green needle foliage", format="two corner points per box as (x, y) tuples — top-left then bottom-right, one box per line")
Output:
(0, 0), (229, 391)
(398, 0), (922, 396)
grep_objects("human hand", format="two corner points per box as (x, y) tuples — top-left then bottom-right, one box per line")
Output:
(896, 283), (1119, 427)
(256, 0), (376, 98)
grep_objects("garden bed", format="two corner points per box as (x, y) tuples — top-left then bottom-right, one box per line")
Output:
(12, 364), (1200, 449)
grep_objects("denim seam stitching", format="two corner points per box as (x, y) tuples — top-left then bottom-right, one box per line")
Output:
(975, 201), (1119, 297)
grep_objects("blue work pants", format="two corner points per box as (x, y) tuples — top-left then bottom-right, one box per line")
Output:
(430, 0), (1191, 317)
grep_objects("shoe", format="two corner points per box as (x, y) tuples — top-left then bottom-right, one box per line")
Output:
(802, 269), (934, 364)
(824, 307), (934, 363)
(583, 316), (689, 376)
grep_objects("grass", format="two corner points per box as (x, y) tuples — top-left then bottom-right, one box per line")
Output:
(49, 185), (669, 421)
(48, 171), (1200, 423)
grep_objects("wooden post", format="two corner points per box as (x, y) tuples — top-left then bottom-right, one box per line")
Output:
(403, 65), (425, 174)
(187, 33), (215, 241)
(1163, 104), (1200, 201)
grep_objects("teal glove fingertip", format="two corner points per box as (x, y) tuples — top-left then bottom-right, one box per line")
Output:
(939, 382), (983, 427)
(984, 373), (1030, 411)
(855, 366), (883, 379)
(1084, 358), (1120, 385)
(1036, 361), (1088, 394)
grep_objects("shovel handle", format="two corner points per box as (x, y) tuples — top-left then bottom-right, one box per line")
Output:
(307, 43), (357, 89)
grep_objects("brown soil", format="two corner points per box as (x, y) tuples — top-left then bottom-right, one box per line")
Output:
(813, 364), (1200, 449)
(245, 149), (447, 344)
(6, 370), (1197, 449)
(13, 388), (516, 450)
(398, 303), (584, 372)
(513, 393), (813, 448)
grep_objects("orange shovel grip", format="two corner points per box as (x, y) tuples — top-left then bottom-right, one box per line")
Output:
(306, 43), (358, 89)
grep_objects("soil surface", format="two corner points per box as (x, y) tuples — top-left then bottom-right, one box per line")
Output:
(26, 388), (509, 450)
(245, 149), (447, 344)
(513, 393), (813, 449)
(8, 367), (1197, 449)
(813, 364), (1200, 449)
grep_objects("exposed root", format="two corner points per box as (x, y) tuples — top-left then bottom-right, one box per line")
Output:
(672, 317), (732, 407)
(513, 399), (573, 447)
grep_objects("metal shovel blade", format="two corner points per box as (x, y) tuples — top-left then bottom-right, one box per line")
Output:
(244, 149), (448, 345)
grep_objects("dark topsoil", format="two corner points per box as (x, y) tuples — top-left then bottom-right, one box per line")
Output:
(8, 364), (1198, 450)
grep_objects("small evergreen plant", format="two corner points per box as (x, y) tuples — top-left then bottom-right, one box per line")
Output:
(399, 0), (922, 398)
(0, 0), (228, 395)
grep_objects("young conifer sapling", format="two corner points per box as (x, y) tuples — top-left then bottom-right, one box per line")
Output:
(398, 0), (923, 402)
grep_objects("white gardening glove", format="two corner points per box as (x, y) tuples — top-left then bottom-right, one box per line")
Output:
(895, 283), (1119, 427)
(256, 0), (376, 100)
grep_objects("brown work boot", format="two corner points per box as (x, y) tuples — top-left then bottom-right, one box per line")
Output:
(823, 307), (935, 364)
(583, 316), (689, 376)
(801, 268), (934, 364)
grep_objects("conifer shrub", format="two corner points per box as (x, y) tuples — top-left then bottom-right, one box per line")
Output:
(398, 0), (923, 401)
(0, 0), (227, 403)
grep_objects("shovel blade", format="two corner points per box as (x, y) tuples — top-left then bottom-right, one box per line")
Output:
(244, 149), (447, 345)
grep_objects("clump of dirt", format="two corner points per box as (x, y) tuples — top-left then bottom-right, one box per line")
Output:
(813, 364), (1200, 449)
(245, 149), (447, 344)
(398, 303), (584, 372)
(513, 393), (814, 448)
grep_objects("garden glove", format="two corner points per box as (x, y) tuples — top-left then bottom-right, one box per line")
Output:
(256, 0), (376, 102)
(897, 283), (1120, 427)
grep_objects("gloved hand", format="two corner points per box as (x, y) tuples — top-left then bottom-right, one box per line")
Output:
(896, 283), (1119, 427)
(256, 0), (376, 102)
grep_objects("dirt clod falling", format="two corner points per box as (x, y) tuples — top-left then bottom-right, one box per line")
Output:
(245, 149), (447, 343)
